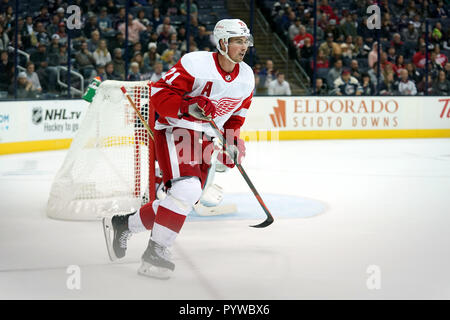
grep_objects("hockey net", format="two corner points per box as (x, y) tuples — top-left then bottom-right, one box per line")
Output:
(47, 80), (156, 220)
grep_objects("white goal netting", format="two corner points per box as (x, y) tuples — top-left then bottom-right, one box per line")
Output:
(47, 80), (155, 220)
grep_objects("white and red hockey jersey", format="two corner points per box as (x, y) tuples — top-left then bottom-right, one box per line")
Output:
(150, 51), (255, 138)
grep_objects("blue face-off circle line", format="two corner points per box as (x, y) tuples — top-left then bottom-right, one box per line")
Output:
(187, 193), (326, 222)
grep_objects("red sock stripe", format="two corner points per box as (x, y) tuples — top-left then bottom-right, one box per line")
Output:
(154, 205), (187, 233)
(139, 202), (156, 230)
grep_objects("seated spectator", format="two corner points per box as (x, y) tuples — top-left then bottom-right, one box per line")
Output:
(412, 43), (428, 69)
(9, 71), (37, 98)
(405, 62), (422, 84)
(431, 22), (445, 47)
(195, 26), (213, 51)
(35, 22), (50, 47)
(113, 7), (126, 30)
(310, 49), (330, 74)
(416, 74), (434, 95)
(339, 14), (357, 39)
(94, 63), (107, 81)
(430, 1), (448, 19)
(25, 61), (42, 93)
(313, 77), (328, 96)
(128, 62), (142, 81)
(34, 5), (50, 28)
(427, 50), (445, 77)
(157, 24), (174, 46)
(361, 73), (376, 95)
(166, 37), (182, 62)
(293, 25), (314, 50)
(144, 42), (161, 72)
(149, 62), (165, 83)
(107, 32), (125, 55)
(298, 37), (313, 60)
(48, 34), (61, 56)
(386, 47), (397, 64)
(354, 36), (370, 58)
(379, 72), (398, 95)
(162, 0), (180, 16)
(389, 0), (406, 18)
(349, 59), (362, 82)
(323, 18), (343, 43)
(432, 70), (450, 95)
(112, 48), (125, 80)
(368, 62), (384, 87)
(402, 22), (419, 43)
(132, 51), (150, 75)
(98, 7), (114, 36)
(30, 42), (49, 86)
(156, 17), (177, 36)
(271, 0), (291, 19)
(46, 15), (60, 37)
(57, 43), (68, 66)
(434, 45), (448, 68)
(259, 59), (277, 83)
(104, 62), (121, 81)
(268, 73), (291, 95)
(397, 69), (417, 95)
(106, 0), (118, 16)
(151, 8), (163, 30)
(75, 41), (96, 79)
(341, 43), (356, 62)
(180, 0), (199, 18)
(289, 17), (302, 41)
(380, 52), (395, 73)
(56, 22), (67, 45)
(393, 55), (406, 78)
(160, 49), (176, 71)
(319, 33), (342, 61)
(87, 30), (101, 53)
(379, 13), (397, 42)
(93, 39), (112, 67)
(333, 69), (363, 96)
(136, 9), (151, 28)
(84, 13), (99, 40)
(0, 50), (13, 91)
(326, 59), (343, 88)
(118, 14), (146, 45)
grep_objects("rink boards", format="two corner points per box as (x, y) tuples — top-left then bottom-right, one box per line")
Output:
(1, 96), (450, 154)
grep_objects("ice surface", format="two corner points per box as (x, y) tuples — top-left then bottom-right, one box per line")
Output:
(1, 139), (450, 299)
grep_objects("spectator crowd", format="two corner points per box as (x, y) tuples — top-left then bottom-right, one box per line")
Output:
(259, 0), (450, 95)
(0, 0), (225, 99)
(1, 0), (450, 98)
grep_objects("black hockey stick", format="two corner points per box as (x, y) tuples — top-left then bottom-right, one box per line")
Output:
(187, 105), (274, 228)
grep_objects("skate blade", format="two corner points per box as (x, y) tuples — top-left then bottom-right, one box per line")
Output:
(137, 261), (173, 280)
(102, 217), (118, 262)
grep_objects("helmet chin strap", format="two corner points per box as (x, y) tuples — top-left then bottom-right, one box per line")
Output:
(218, 40), (238, 64)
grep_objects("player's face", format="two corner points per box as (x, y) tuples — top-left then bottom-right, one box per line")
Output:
(227, 36), (251, 63)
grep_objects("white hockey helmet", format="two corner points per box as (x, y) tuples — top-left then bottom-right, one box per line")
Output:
(213, 19), (254, 63)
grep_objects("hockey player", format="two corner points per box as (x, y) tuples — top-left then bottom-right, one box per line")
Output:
(103, 19), (254, 279)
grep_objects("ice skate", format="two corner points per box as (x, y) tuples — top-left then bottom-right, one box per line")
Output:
(138, 239), (175, 280)
(102, 213), (133, 261)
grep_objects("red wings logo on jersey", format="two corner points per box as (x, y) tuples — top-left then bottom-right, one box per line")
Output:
(212, 97), (243, 117)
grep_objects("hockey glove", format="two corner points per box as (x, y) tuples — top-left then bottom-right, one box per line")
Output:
(217, 137), (246, 169)
(179, 95), (216, 121)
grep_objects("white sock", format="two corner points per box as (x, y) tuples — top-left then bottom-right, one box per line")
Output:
(128, 210), (147, 233)
(128, 200), (161, 233)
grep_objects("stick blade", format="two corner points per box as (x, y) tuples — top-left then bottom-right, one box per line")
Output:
(250, 216), (274, 228)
